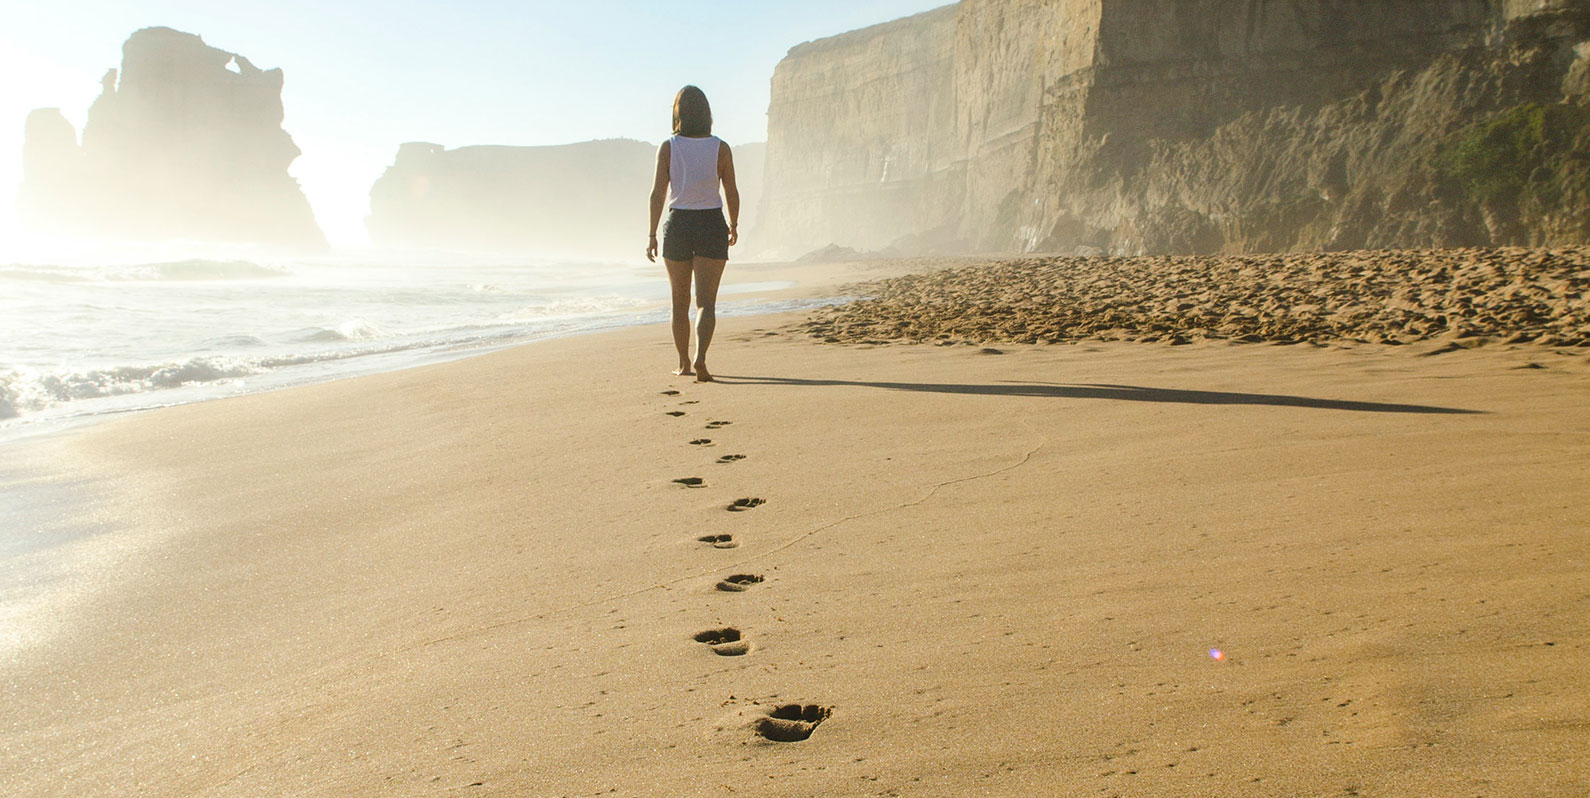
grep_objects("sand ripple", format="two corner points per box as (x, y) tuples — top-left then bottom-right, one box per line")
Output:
(800, 247), (1590, 346)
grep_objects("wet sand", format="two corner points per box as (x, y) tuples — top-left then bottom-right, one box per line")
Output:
(3, 251), (1589, 796)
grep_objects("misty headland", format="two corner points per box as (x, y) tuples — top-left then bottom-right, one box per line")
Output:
(3, 2), (1590, 796)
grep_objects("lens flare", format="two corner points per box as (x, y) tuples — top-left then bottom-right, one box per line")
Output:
(1209, 648), (1225, 661)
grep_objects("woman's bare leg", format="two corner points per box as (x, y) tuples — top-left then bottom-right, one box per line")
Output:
(664, 258), (694, 375)
(691, 256), (727, 382)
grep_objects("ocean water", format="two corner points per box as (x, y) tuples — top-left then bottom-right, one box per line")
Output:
(0, 248), (815, 438)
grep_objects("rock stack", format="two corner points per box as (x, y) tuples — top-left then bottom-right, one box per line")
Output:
(18, 27), (326, 249)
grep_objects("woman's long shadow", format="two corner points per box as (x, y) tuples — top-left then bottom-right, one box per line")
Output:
(715, 375), (1482, 415)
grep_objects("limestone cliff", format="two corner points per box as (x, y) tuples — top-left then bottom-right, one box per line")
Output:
(368, 139), (763, 257)
(759, 1), (1590, 256)
(761, 5), (962, 255)
(18, 27), (326, 249)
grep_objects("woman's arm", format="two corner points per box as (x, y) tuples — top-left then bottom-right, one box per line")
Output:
(647, 140), (670, 262)
(719, 142), (739, 247)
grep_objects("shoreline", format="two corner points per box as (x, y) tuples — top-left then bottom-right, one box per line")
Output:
(0, 255), (941, 654)
(3, 249), (1588, 794)
(0, 256), (930, 445)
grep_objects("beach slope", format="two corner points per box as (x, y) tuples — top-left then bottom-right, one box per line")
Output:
(3, 307), (1589, 795)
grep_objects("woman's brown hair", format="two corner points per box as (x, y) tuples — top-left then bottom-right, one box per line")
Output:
(672, 85), (712, 138)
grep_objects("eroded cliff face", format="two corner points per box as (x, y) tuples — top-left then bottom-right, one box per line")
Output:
(369, 138), (764, 257)
(18, 27), (326, 249)
(760, 5), (962, 254)
(760, 1), (1590, 256)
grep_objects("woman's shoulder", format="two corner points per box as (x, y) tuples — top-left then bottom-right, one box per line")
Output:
(674, 134), (728, 152)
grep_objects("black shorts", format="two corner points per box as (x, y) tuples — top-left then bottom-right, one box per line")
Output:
(661, 208), (729, 261)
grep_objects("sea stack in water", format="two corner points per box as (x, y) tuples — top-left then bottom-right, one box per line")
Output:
(17, 27), (326, 249)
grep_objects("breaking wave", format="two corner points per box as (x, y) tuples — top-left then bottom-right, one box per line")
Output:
(294, 319), (385, 343)
(0, 259), (288, 284)
(494, 295), (655, 323)
(124, 259), (289, 281)
(0, 343), (414, 421)
(199, 335), (269, 349)
(0, 358), (260, 420)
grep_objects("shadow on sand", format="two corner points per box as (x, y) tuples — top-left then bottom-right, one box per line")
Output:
(715, 376), (1482, 415)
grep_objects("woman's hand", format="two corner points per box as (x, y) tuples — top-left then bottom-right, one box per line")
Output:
(728, 224), (738, 247)
(646, 234), (658, 262)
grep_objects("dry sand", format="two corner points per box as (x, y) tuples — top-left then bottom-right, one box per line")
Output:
(803, 247), (1590, 347)
(3, 252), (1589, 796)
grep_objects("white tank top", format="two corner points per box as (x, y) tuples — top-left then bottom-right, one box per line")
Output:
(667, 135), (723, 210)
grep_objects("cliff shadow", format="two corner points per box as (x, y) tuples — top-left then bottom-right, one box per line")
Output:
(714, 376), (1482, 415)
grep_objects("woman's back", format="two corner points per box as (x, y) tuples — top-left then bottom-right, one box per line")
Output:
(647, 85), (737, 381)
(667, 135), (723, 210)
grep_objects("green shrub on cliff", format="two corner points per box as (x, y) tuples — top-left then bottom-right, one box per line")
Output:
(1433, 102), (1590, 207)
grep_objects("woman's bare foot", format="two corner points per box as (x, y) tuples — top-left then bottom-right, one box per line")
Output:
(694, 362), (713, 382)
(674, 364), (695, 377)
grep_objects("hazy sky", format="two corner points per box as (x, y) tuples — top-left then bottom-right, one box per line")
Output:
(1, 0), (948, 248)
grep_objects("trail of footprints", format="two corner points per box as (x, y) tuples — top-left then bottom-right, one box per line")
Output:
(656, 387), (832, 743)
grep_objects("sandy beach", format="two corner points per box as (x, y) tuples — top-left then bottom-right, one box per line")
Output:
(4, 251), (1589, 796)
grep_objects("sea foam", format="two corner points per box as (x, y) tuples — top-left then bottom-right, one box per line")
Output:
(295, 319), (385, 343)
(0, 358), (259, 419)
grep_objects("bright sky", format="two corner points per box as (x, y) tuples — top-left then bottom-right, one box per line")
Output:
(0, 0), (948, 248)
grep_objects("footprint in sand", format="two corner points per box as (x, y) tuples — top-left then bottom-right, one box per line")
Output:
(673, 477), (706, 488)
(693, 627), (752, 656)
(756, 704), (832, 742)
(716, 454), (746, 464)
(666, 411), (687, 417)
(698, 534), (738, 549)
(704, 420), (732, 430)
(690, 438), (714, 447)
(727, 497), (765, 512)
(660, 390), (681, 396)
(715, 574), (764, 592)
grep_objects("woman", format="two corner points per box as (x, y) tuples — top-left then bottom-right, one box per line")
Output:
(646, 85), (739, 382)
